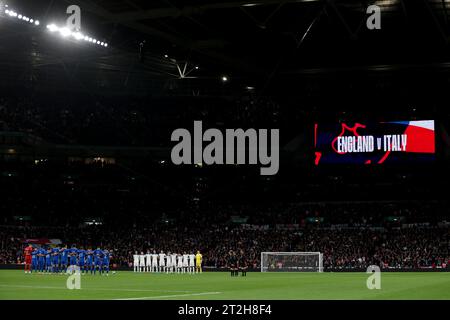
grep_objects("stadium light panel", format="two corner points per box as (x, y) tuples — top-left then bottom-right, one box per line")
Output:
(4, 5), (109, 48)
(59, 27), (71, 37)
(47, 24), (58, 32)
(73, 32), (84, 40)
(1, 3), (40, 26)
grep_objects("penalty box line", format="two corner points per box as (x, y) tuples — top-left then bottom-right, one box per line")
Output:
(115, 292), (223, 300)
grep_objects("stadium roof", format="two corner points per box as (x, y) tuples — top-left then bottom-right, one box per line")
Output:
(1, 0), (450, 94)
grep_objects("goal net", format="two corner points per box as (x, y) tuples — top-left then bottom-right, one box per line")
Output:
(261, 252), (323, 272)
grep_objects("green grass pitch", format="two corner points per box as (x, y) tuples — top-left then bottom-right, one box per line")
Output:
(0, 270), (449, 300)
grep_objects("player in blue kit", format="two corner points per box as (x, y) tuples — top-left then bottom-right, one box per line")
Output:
(93, 247), (103, 275)
(27, 244), (113, 276)
(60, 245), (69, 273)
(102, 249), (111, 276)
(68, 245), (78, 273)
(85, 248), (94, 274)
(45, 248), (52, 273)
(51, 247), (60, 273)
(31, 248), (38, 273)
(38, 247), (46, 273)
(77, 247), (86, 273)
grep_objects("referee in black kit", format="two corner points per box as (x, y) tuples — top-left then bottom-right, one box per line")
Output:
(239, 254), (248, 277)
(228, 250), (238, 277)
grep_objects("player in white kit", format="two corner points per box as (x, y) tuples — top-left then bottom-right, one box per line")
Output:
(166, 252), (172, 273)
(139, 251), (146, 272)
(182, 253), (189, 274)
(188, 252), (195, 274)
(177, 254), (183, 273)
(151, 250), (158, 272)
(171, 253), (177, 273)
(133, 251), (139, 272)
(145, 250), (152, 272)
(158, 251), (166, 273)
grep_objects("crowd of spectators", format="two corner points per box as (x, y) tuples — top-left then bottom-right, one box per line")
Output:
(0, 93), (448, 271)
(0, 160), (448, 271)
(0, 205), (447, 270)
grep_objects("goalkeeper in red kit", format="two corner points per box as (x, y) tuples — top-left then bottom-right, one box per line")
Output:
(24, 244), (33, 274)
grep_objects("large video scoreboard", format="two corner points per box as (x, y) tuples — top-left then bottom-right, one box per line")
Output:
(314, 120), (435, 165)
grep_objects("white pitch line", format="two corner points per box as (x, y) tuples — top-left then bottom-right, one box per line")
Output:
(99, 288), (192, 293)
(115, 291), (222, 300)
(0, 284), (192, 293)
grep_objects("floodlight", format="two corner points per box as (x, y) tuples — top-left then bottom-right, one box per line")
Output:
(59, 27), (71, 37)
(47, 24), (58, 32)
(73, 32), (84, 40)
(41, 21), (109, 48)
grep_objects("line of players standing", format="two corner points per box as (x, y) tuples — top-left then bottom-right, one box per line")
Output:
(24, 244), (112, 275)
(133, 251), (202, 273)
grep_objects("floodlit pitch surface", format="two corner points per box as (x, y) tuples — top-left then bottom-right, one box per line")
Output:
(0, 271), (449, 300)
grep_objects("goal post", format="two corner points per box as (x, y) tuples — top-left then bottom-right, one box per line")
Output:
(261, 252), (323, 272)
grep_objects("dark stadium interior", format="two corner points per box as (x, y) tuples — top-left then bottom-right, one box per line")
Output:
(0, 0), (449, 271)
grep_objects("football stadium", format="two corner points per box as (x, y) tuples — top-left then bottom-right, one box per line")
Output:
(0, 0), (449, 305)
